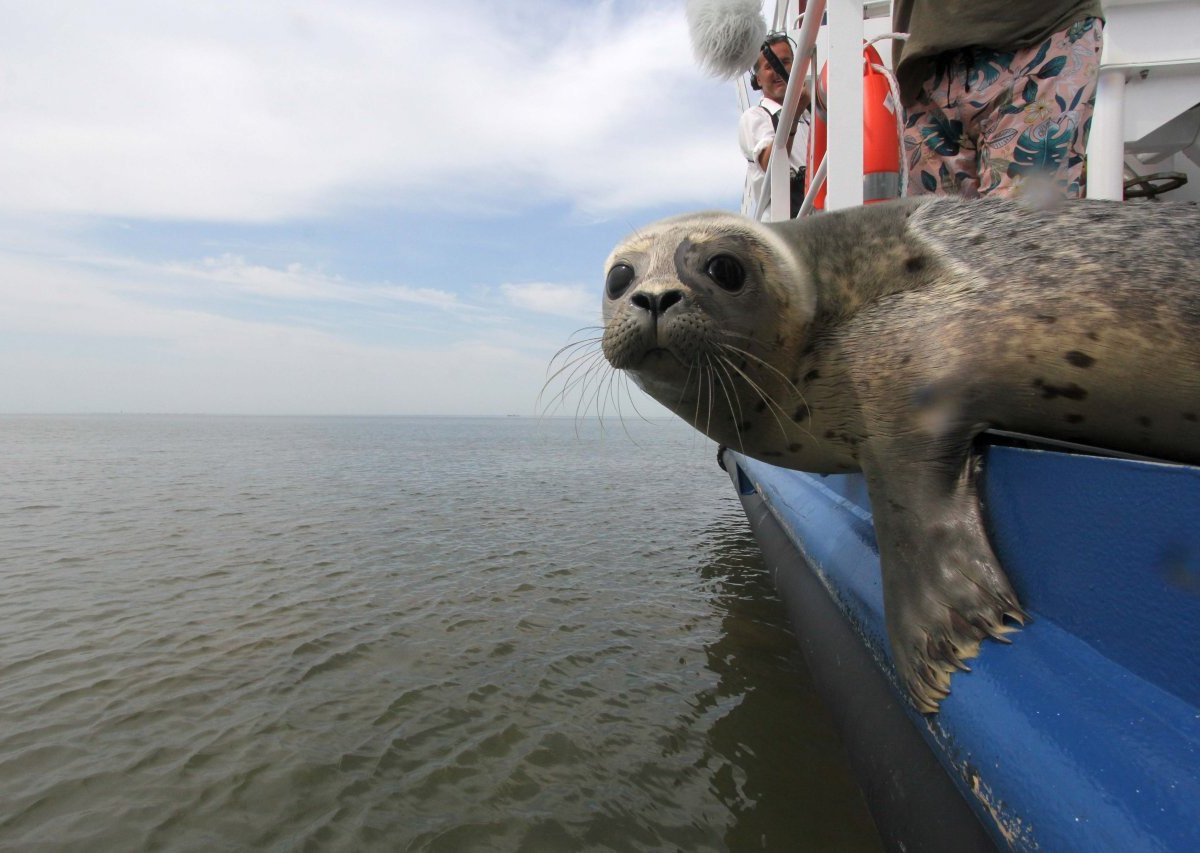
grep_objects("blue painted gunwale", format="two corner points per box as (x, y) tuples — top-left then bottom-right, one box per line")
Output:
(726, 443), (1200, 851)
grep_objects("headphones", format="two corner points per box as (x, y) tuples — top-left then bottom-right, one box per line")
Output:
(749, 32), (796, 91)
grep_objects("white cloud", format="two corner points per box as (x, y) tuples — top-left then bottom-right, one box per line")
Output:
(158, 254), (463, 310)
(0, 241), (545, 349)
(0, 247), (559, 415)
(0, 1), (747, 416)
(0, 1), (743, 223)
(501, 282), (597, 321)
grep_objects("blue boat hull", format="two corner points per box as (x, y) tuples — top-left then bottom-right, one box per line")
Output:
(724, 443), (1200, 851)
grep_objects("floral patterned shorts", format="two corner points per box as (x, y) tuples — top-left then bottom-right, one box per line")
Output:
(903, 18), (1103, 199)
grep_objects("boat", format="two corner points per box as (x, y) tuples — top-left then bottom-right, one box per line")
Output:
(710, 1), (1200, 849)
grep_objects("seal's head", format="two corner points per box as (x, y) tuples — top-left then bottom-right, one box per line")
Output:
(601, 211), (813, 410)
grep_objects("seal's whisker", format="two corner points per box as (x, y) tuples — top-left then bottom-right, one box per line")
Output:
(542, 334), (605, 392)
(610, 372), (646, 446)
(539, 350), (606, 418)
(602, 363), (637, 436)
(608, 372), (661, 448)
(539, 332), (604, 411)
(560, 351), (606, 400)
(707, 353), (744, 445)
(604, 368), (630, 436)
(716, 341), (801, 398)
(717, 342), (818, 440)
(682, 357), (710, 440)
(553, 327), (599, 344)
(702, 354), (720, 436)
(616, 373), (656, 425)
(567, 356), (611, 435)
(716, 351), (810, 444)
(544, 343), (603, 384)
(542, 348), (608, 421)
(587, 367), (612, 434)
(582, 361), (618, 435)
(710, 353), (746, 428)
(716, 353), (791, 444)
(545, 336), (603, 372)
(546, 328), (604, 364)
(675, 358), (704, 435)
(717, 341), (804, 399)
(703, 358), (718, 440)
(565, 371), (594, 435)
(708, 353), (747, 454)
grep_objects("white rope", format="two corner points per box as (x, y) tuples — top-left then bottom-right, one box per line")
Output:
(865, 32), (909, 49)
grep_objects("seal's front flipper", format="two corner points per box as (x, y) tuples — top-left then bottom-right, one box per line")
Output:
(864, 450), (1027, 713)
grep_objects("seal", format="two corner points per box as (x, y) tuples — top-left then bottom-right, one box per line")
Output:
(600, 196), (1200, 712)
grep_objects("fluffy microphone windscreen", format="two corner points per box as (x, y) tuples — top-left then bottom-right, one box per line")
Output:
(685, 0), (767, 80)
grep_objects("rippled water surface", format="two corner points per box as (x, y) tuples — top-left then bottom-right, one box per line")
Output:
(0, 415), (879, 850)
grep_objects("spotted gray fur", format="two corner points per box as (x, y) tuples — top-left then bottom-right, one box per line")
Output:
(599, 196), (1200, 713)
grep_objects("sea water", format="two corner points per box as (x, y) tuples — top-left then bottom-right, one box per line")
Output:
(0, 415), (880, 851)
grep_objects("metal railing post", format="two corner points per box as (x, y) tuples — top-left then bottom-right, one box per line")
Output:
(1087, 69), (1128, 200)
(826, 0), (864, 210)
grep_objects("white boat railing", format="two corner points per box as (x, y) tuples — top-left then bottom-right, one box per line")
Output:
(1086, 0), (1200, 201)
(754, 0), (824, 221)
(754, 0), (903, 220)
(746, 0), (1200, 218)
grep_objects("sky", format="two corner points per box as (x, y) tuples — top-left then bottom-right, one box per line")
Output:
(0, 0), (746, 416)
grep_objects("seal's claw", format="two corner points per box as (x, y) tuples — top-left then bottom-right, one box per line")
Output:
(911, 662), (950, 708)
(927, 634), (974, 674)
(883, 522), (1025, 713)
(925, 635), (948, 662)
(942, 638), (975, 671)
(911, 692), (941, 716)
(982, 617), (1022, 643)
(919, 669), (949, 697)
(1006, 607), (1029, 626)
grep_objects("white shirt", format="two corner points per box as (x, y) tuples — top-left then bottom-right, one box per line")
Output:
(738, 97), (811, 218)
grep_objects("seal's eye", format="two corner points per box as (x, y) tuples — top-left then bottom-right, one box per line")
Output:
(606, 263), (636, 299)
(706, 254), (745, 292)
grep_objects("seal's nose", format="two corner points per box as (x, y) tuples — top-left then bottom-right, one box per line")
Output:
(630, 290), (683, 317)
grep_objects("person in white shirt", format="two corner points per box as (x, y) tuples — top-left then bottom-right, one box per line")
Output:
(738, 33), (812, 218)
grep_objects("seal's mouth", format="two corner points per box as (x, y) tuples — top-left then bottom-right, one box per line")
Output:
(622, 347), (696, 382)
(635, 347), (679, 368)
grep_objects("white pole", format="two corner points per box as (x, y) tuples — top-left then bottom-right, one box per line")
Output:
(826, 0), (864, 210)
(771, 0), (790, 33)
(1087, 69), (1127, 200)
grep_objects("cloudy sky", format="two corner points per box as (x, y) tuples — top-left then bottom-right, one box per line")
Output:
(0, 0), (745, 416)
